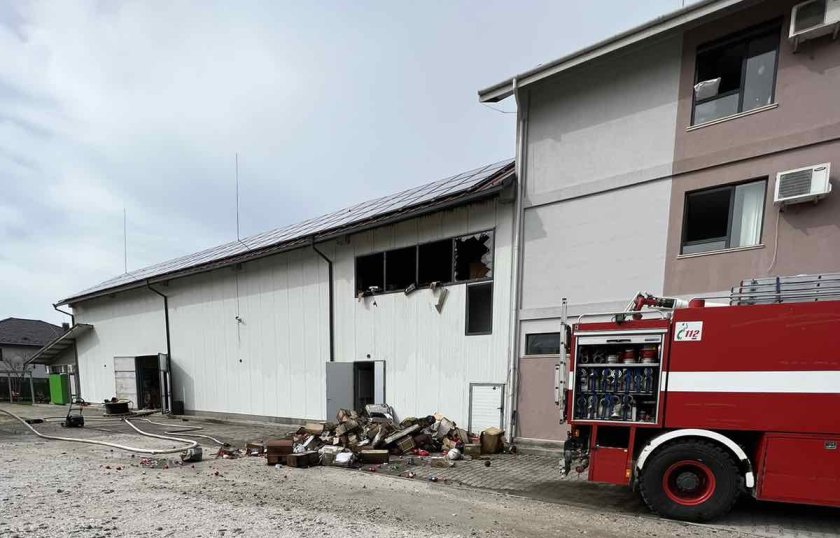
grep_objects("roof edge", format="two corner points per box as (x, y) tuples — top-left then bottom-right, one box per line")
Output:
(58, 165), (515, 307)
(478, 0), (747, 102)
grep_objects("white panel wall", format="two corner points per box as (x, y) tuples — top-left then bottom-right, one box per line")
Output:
(521, 179), (672, 313)
(335, 198), (513, 426)
(74, 288), (166, 402)
(167, 248), (328, 420)
(72, 197), (513, 425)
(526, 36), (682, 198)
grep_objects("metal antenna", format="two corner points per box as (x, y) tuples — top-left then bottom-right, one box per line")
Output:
(123, 207), (127, 273)
(235, 152), (240, 241)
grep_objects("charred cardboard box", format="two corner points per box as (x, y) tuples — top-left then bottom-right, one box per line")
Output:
(266, 439), (293, 465)
(358, 449), (390, 464)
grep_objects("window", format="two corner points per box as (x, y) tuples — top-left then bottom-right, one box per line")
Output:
(682, 180), (766, 255)
(466, 282), (493, 335)
(355, 230), (495, 295)
(418, 239), (453, 286)
(384, 246), (416, 291)
(525, 333), (561, 355)
(454, 232), (493, 281)
(355, 252), (384, 294)
(692, 24), (780, 125)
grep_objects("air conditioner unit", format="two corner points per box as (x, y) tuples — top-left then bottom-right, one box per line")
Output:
(789, 0), (840, 47)
(774, 163), (832, 205)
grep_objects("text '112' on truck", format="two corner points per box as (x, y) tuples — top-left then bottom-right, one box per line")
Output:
(558, 273), (840, 522)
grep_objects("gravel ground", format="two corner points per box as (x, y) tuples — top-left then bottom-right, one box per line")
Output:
(0, 408), (749, 537)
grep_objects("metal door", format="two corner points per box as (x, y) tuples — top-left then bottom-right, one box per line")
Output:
(469, 383), (504, 435)
(374, 361), (386, 404)
(326, 362), (354, 421)
(113, 356), (137, 406)
(158, 353), (172, 413)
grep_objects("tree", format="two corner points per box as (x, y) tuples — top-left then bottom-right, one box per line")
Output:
(0, 348), (32, 403)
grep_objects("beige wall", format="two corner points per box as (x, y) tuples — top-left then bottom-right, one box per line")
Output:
(665, 140), (840, 296)
(673, 0), (840, 173)
(664, 0), (840, 296)
(516, 356), (568, 441)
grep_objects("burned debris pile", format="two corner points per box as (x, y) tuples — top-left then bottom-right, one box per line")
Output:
(253, 404), (507, 472)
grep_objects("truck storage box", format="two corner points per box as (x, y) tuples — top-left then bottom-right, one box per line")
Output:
(758, 434), (840, 507)
(589, 446), (630, 486)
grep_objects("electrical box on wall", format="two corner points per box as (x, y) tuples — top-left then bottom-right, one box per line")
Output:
(774, 163), (832, 205)
(789, 0), (840, 49)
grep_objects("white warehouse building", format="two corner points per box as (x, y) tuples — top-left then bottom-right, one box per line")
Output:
(53, 160), (516, 432)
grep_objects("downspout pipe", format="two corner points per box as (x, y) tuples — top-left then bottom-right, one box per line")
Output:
(506, 76), (527, 440)
(52, 303), (81, 400)
(53, 303), (75, 326)
(146, 280), (173, 412)
(311, 241), (335, 362)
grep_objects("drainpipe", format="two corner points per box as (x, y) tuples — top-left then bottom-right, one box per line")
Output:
(311, 241), (335, 362)
(146, 280), (173, 412)
(53, 303), (81, 400)
(506, 76), (528, 441)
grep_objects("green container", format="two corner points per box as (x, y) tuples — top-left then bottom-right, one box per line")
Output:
(49, 373), (70, 405)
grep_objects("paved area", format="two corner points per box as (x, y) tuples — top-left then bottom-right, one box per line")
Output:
(1, 404), (839, 537)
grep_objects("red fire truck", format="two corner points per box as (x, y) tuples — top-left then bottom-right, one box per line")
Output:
(561, 273), (840, 522)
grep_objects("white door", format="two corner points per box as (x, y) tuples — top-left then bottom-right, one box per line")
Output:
(469, 383), (504, 435)
(113, 357), (137, 406)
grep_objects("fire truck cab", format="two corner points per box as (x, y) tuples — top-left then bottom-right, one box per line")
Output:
(562, 273), (840, 522)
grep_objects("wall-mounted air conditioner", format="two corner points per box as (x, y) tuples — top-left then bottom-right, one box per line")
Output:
(789, 0), (840, 49)
(774, 163), (832, 205)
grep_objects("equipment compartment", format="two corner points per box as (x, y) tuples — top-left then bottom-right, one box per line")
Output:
(572, 333), (664, 424)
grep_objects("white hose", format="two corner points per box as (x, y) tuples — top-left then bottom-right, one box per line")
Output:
(0, 408), (198, 455)
(135, 418), (225, 446)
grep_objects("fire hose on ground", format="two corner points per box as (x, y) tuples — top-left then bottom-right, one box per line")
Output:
(135, 417), (225, 446)
(0, 408), (199, 455)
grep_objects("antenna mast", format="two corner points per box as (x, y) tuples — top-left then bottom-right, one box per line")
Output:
(123, 207), (127, 273)
(235, 152), (240, 241)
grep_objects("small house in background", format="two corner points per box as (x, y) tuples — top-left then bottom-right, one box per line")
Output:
(56, 159), (516, 431)
(0, 318), (69, 403)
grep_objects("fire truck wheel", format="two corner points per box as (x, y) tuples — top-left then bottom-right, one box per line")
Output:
(639, 440), (742, 522)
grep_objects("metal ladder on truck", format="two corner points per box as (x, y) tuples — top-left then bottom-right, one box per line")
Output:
(730, 272), (840, 305)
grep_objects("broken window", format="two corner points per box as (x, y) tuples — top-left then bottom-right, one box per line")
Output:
(418, 239), (453, 286)
(682, 179), (766, 254)
(466, 282), (493, 335)
(454, 231), (493, 282)
(384, 246), (417, 291)
(692, 23), (780, 125)
(525, 333), (561, 355)
(355, 252), (384, 294)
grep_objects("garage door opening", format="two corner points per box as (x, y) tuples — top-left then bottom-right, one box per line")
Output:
(113, 354), (171, 411)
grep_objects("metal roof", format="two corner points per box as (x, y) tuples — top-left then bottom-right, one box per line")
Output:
(478, 0), (750, 102)
(59, 158), (515, 305)
(0, 317), (66, 347)
(26, 323), (93, 365)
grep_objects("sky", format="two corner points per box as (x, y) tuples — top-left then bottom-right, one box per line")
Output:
(0, 0), (689, 324)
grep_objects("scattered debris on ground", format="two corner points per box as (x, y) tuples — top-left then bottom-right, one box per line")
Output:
(245, 404), (509, 478)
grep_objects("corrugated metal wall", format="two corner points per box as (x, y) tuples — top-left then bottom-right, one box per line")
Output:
(74, 289), (166, 402)
(72, 198), (513, 425)
(333, 198), (513, 425)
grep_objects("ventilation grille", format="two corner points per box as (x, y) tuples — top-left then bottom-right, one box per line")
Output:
(794, 0), (827, 33)
(777, 169), (814, 198)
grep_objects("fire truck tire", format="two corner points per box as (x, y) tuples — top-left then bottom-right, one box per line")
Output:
(639, 439), (742, 522)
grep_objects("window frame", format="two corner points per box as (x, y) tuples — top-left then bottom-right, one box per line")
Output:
(680, 178), (768, 255)
(354, 228), (495, 297)
(464, 281), (493, 336)
(691, 21), (782, 126)
(524, 332), (562, 356)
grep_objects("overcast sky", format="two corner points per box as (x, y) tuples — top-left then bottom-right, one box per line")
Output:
(0, 0), (688, 324)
